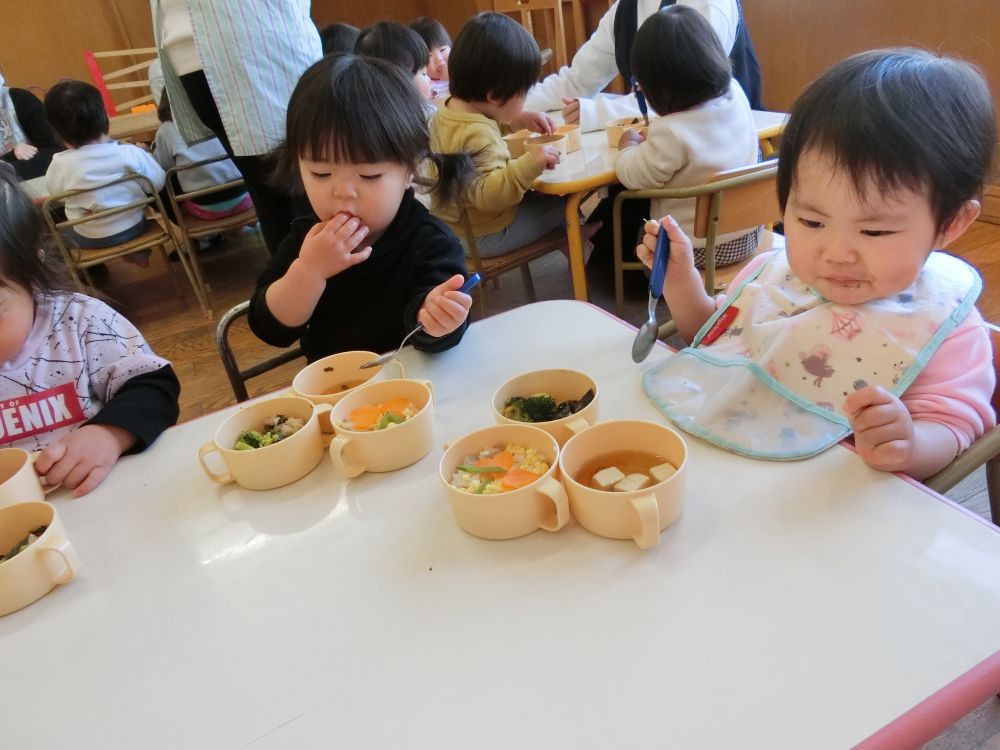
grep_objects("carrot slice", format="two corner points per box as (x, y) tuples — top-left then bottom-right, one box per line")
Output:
(500, 468), (541, 488)
(384, 398), (412, 415)
(348, 405), (381, 431)
(475, 451), (514, 470)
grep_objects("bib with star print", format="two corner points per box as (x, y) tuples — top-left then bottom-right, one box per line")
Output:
(643, 249), (981, 459)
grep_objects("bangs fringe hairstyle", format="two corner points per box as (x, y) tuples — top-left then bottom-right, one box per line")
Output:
(355, 21), (429, 74)
(448, 12), (541, 102)
(410, 17), (451, 50)
(630, 5), (731, 116)
(275, 54), (474, 206)
(43, 80), (109, 148)
(777, 48), (996, 233)
(0, 165), (77, 296)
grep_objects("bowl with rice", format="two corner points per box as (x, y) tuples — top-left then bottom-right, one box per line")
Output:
(439, 424), (569, 540)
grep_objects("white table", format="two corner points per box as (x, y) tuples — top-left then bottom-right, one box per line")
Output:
(3, 301), (999, 750)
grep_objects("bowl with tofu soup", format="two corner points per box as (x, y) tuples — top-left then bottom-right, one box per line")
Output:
(440, 424), (569, 540)
(492, 368), (598, 446)
(293, 350), (405, 432)
(198, 395), (330, 490)
(328, 379), (435, 479)
(605, 116), (648, 147)
(0, 500), (81, 616)
(559, 420), (687, 549)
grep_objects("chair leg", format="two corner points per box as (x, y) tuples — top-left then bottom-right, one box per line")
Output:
(987, 457), (1000, 526)
(519, 264), (537, 302)
(158, 244), (186, 297)
(176, 238), (214, 318)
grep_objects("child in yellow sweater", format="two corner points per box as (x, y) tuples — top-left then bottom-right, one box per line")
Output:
(429, 12), (572, 258)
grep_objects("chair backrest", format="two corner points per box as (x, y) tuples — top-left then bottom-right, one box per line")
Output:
(83, 47), (158, 116)
(691, 160), (781, 240)
(216, 301), (305, 402)
(42, 173), (165, 246)
(493, 0), (569, 71)
(165, 155), (255, 238)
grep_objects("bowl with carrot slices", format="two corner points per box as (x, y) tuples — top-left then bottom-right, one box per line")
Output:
(328, 379), (435, 479)
(439, 424), (569, 540)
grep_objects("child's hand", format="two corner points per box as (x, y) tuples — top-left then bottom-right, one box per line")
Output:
(618, 128), (645, 149)
(636, 216), (694, 290)
(418, 274), (473, 337)
(13, 143), (38, 160)
(34, 424), (137, 497)
(844, 386), (915, 472)
(298, 213), (373, 280)
(519, 110), (554, 135)
(561, 97), (580, 124)
(532, 145), (560, 170)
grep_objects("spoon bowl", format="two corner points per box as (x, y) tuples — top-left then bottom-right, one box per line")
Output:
(631, 227), (670, 363)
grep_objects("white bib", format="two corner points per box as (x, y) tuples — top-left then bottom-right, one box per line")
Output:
(643, 251), (981, 459)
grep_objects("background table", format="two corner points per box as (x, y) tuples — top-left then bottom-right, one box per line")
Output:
(534, 111), (787, 301)
(2, 301), (998, 750)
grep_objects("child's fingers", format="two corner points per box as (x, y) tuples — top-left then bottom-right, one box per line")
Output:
(843, 385), (894, 418)
(344, 245), (373, 266)
(33, 442), (66, 476)
(72, 465), (111, 498)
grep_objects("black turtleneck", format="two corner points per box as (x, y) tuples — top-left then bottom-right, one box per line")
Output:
(248, 189), (470, 362)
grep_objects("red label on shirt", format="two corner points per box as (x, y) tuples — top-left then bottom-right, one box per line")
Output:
(0, 383), (84, 445)
(699, 305), (740, 346)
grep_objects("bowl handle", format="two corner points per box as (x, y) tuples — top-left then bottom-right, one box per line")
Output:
(198, 442), (233, 485)
(386, 360), (406, 380)
(39, 535), (81, 583)
(630, 493), (660, 549)
(536, 476), (570, 532)
(329, 435), (366, 479)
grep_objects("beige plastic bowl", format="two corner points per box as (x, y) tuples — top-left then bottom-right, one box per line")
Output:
(502, 129), (533, 157)
(492, 368), (598, 446)
(525, 133), (567, 161)
(293, 351), (404, 432)
(605, 116), (648, 147)
(554, 123), (581, 152)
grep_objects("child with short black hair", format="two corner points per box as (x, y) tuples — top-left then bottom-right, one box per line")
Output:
(355, 21), (433, 102)
(44, 80), (166, 266)
(410, 16), (451, 100)
(249, 54), (476, 361)
(430, 12), (587, 259)
(319, 22), (360, 57)
(639, 48), (996, 479)
(0, 169), (179, 496)
(615, 5), (759, 269)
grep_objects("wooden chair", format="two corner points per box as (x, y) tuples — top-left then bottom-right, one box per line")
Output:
(43, 174), (208, 314)
(458, 207), (569, 317)
(216, 301), (304, 403)
(611, 159), (780, 317)
(493, 0), (569, 71)
(924, 322), (1000, 525)
(83, 47), (158, 116)
(165, 155), (260, 318)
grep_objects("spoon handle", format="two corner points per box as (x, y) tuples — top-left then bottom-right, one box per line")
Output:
(632, 76), (649, 127)
(649, 225), (670, 299)
(459, 272), (481, 295)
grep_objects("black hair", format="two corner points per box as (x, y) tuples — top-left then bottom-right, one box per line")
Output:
(410, 17), (451, 50)
(777, 48), (997, 234)
(354, 21), (429, 74)
(0, 166), (78, 296)
(274, 54), (474, 206)
(630, 5), (731, 116)
(43, 79), (109, 148)
(448, 12), (541, 103)
(319, 22), (360, 57)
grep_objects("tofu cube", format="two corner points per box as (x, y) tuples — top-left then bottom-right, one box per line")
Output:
(649, 462), (677, 483)
(614, 473), (651, 492)
(592, 466), (625, 490)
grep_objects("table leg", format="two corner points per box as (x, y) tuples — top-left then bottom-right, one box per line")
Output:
(565, 191), (588, 301)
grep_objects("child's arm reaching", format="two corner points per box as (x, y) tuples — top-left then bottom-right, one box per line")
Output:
(844, 386), (961, 479)
(636, 216), (716, 343)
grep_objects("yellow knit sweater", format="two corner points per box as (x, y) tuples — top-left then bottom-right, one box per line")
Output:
(429, 99), (544, 237)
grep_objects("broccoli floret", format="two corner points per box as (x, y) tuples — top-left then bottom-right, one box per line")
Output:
(502, 396), (531, 422)
(235, 430), (266, 450)
(523, 393), (557, 422)
(376, 412), (406, 430)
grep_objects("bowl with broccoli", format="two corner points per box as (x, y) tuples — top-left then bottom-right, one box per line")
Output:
(492, 369), (599, 446)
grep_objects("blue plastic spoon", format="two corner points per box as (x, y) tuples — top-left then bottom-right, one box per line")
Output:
(360, 273), (481, 369)
(631, 228), (669, 363)
(632, 77), (650, 127)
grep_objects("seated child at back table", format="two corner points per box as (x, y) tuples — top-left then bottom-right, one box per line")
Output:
(411, 16), (451, 101)
(0, 170), (180, 496)
(615, 6), (760, 270)
(248, 54), (476, 362)
(429, 12), (600, 259)
(638, 48), (996, 479)
(355, 21), (434, 104)
(43, 80), (166, 266)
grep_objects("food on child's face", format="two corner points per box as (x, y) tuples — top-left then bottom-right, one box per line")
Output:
(234, 415), (306, 450)
(501, 389), (594, 423)
(320, 379), (366, 396)
(450, 444), (549, 494)
(338, 399), (418, 431)
(1, 526), (47, 563)
(574, 450), (675, 491)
